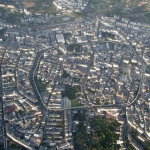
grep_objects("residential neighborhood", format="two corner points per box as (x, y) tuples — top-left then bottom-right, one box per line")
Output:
(0, 0), (150, 150)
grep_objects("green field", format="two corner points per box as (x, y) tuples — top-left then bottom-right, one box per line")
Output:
(0, 29), (7, 39)
(62, 70), (70, 78)
(146, 65), (150, 73)
(62, 84), (81, 100)
(71, 99), (83, 107)
(61, 84), (82, 107)
(68, 44), (82, 55)
(0, 6), (23, 24)
(73, 112), (121, 150)
(34, 77), (47, 93)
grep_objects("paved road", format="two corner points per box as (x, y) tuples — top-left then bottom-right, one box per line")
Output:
(128, 132), (144, 150)
(0, 64), (7, 150)
(44, 104), (122, 111)
(32, 19), (84, 30)
(30, 48), (51, 109)
(127, 45), (146, 107)
(0, 37), (13, 150)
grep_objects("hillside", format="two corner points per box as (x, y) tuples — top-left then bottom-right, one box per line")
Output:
(0, 0), (150, 23)
(20, 0), (57, 14)
(88, 0), (150, 23)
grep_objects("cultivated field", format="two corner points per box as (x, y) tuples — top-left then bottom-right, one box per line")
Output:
(21, 2), (36, 8)
(20, 0), (57, 14)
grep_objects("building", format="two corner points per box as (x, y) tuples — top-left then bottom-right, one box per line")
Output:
(56, 34), (65, 43)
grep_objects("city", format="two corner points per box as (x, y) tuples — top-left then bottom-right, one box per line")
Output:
(0, 0), (150, 150)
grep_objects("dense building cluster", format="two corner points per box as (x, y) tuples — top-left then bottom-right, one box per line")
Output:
(53, 0), (88, 13)
(0, 1), (150, 149)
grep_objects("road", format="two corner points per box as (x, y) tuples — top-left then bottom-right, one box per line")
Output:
(32, 18), (84, 30)
(29, 48), (51, 109)
(2, 18), (147, 149)
(0, 63), (7, 150)
(128, 132), (144, 150)
(42, 104), (122, 111)
(0, 37), (14, 150)
(6, 127), (34, 150)
(122, 106), (128, 148)
(127, 45), (146, 107)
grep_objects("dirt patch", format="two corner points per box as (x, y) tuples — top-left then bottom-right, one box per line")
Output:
(138, 1), (147, 7)
(22, 2), (36, 8)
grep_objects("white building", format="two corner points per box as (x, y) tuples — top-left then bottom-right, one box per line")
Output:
(56, 34), (65, 43)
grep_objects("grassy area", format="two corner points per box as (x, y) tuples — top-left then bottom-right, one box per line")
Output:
(62, 85), (76, 100)
(131, 4), (147, 14)
(72, 12), (85, 18)
(63, 33), (72, 39)
(34, 77), (47, 93)
(130, 127), (150, 150)
(109, 43), (115, 50)
(6, 12), (23, 24)
(146, 65), (150, 73)
(145, 13), (150, 19)
(73, 112), (121, 150)
(71, 99), (83, 107)
(0, 29), (7, 39)
(61, 83), (83, 107)
(0, 7), (23, 24)
(68, 44), (82, 55)
(69, 44), (81, 50)
(145, 13), (150, 18)
(88, 0), (150, 20)
(73, 111), (88, 150)
(89, 117), (120, 150)
(62, 84), (81, 100)
(144, 13), (150, 23)
(62, 70), (70, 78)
(102, 32), (115, 39)
(0, 6), (10, 14)
(7, 140), (28, 150)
